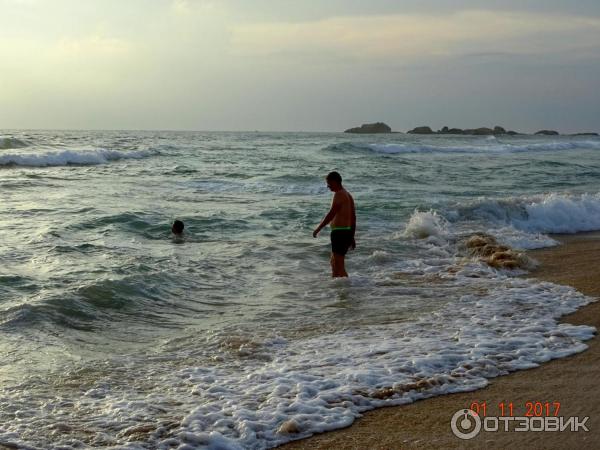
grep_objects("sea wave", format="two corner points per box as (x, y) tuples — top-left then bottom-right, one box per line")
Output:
(403, 192), (600, 250)
(0, 136), (30, 150)
(326, 139), (600, 155)
(1, 275), (594, 450)
(0, 148), (156, 167)
(453, 192), (600, 235)
(403, 210), (449, 241)
(0, 272), (196, 334)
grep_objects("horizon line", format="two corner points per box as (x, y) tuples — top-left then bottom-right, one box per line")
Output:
(1, 126), (599, 135)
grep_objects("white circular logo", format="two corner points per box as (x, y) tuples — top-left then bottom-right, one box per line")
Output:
(450, 409), (482, 440)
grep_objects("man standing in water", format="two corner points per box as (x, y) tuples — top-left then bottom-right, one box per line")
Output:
(313, 171), (356, 277)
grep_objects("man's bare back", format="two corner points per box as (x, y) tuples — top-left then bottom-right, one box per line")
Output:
(330, 189), (355, 229)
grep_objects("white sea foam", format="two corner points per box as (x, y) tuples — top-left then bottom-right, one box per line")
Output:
(0, 148), (154, 167)
(403, 210), (449, 241)
(518, 193), (600, 233)
(459, 192), (600, 235)
(365, 139), (600, 155)
(402, 193), (600, 252)
(487, 226), (559, 250)
(367, 250), (391, 263)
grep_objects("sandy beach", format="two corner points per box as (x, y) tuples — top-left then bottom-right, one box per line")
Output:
(279, 232), (600, 450)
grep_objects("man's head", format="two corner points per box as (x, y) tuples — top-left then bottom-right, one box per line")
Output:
(326, 171), (343, 191)
(172, 220), (184, 235)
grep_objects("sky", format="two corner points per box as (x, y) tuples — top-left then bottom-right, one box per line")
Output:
(1, 0), (599, 132)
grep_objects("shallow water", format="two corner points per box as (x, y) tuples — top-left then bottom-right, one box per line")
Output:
(1, 130), (600, 448)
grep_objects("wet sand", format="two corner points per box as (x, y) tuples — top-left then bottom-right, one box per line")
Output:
(279, 232), (600, 450)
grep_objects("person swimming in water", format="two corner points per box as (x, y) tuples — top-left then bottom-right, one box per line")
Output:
(172, 220), (184, 237)
(312, 171), (356, 277)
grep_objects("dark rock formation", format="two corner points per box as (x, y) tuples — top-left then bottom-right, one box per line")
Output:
(398, 124), (573, 136)
(429, 125), (527, 135)
(344, 122), (392, 134)
(407, 126), (434, 134)
(438, 126), (464, 134)
(463, 127), (494, 135)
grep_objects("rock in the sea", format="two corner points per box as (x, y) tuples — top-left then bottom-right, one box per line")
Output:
(344, 122), (392, 134)
(436, 125), (519, 135)
(407, 126), (434, 134)
(463, 127), (494, 135)
(438, 126), (464, 134)
(571, 132), (599, 136)
(535, 130), (559, 135)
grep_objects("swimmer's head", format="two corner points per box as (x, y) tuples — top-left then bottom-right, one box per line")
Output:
(172, 220), (184, 235)
(326, 171), (343, 191)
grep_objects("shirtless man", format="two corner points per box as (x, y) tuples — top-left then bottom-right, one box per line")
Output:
(312, 171), (356, 277)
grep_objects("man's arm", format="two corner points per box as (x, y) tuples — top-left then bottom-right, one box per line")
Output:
(313, 194), (340, 237)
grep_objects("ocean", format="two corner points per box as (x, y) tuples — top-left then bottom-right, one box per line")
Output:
(1, 130), (600, 449)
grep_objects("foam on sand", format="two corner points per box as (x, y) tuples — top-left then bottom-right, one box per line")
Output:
(169, 277), (594, 449)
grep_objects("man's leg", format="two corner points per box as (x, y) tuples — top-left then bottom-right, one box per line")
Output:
(338, 254), (348, 277)
(340, 255), (348, 277)
(330, 253), (336, 277)
(332, 253), (347, 278)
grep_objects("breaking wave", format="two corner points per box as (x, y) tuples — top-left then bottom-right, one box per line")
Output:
(453, 192), (600, 235)
(0, 148), (156, 167)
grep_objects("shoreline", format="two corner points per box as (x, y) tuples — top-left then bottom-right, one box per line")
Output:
(279, 232), (600, 449)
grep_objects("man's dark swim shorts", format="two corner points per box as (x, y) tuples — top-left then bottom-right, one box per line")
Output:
(330, 229), (353, 255)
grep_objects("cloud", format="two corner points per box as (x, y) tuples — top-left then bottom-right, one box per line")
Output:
(52, 35), (131, 59)
(0, 33), (142, 114)
(1, 2), (598, 130)
(230, 10), (600, 62)
(171, 0), (219, 15)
